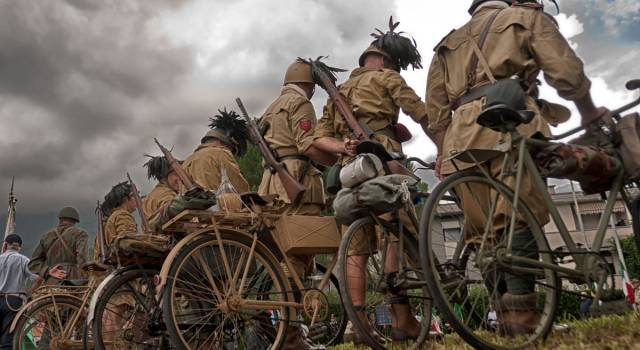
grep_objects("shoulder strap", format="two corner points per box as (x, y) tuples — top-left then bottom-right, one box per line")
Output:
(49, 226), (75, 258)
(465, 9), (503, 91)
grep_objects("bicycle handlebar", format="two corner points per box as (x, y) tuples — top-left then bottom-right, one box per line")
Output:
(404, 157), (436, 171)
(551, 79), (640, 140)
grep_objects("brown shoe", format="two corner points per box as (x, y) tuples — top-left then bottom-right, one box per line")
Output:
(283, 324), (325, 350)
(497, 293), (540, 336)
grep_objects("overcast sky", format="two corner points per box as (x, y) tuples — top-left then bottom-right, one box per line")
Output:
(1, 0), (639, 252)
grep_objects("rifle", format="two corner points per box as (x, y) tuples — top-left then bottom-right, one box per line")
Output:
(236, 97), (306, 204)
(95, 201), (107, 262)
(154, 138), (197, 191)
(126, 173), (151, 235)
(313, 67), (419, 180)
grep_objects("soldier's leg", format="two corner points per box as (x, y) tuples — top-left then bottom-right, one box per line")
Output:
(0, 296), (16, 350)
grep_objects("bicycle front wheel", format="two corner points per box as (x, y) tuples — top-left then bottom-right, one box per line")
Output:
(162, 231), (290, 350)
(337, 215), (431, 350)
(420, 172), (559, 350)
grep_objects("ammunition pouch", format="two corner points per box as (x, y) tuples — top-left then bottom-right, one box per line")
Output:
(326, 164), (343, 195)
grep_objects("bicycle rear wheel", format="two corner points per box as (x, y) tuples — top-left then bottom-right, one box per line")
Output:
(337, 215), (432, 350)
(162, 231), (290, 350)
(420, 172), (559, 350)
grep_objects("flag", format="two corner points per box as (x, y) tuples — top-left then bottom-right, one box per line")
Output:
(611, 216), (634, 304)
(3, 177), (17, 240)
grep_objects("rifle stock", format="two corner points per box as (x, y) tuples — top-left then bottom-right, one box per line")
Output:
(235, 98), (305, 204)
(316, 70), (418, 180)
(127, 173), (151, 235)
(154, 138), (196, 191)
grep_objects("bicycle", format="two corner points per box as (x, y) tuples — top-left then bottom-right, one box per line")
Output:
(11, 267), (102, 350)
(335, 157), (437, 350)
(419, 79), (640, 350)
(156, 197), (347, 350)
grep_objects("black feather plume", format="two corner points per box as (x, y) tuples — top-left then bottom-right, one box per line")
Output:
(101, 181), (132, 216)
(208, 108), (249, 157)
(143, 155), (171, 181)
(370, 16), (422, 71)
(298, 56), (346, 91)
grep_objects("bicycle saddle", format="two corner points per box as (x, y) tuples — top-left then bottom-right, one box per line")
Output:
(476, 104), (535, 133)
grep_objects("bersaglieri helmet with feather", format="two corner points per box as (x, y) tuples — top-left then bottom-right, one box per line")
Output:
(143, 155), (171, 181)
(297, 56), (346, 90)
(203, 108), (249, 157)
(101, 181), (132, 217)
(360, 16), (422, 71)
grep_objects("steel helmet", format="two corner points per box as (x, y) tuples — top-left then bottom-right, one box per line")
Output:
(58, 206), (80, 222)
(469, 0), (514, 14)
(358, 45), (392, 68)
(283, 60), (314, 85)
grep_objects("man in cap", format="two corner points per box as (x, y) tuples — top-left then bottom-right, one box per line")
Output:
(312, 18), (428, 343)
(425, 0), (607, 335)
(258, 58), (338, 350)
(1, 234), (66, 350)
(29, 207), (88, 285)
(142, 155), (181, 221)
(183, 109), (250, 193)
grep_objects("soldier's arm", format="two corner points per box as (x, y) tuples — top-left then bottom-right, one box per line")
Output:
(529, 12), (605, 124)
(28, 238), (49, 278)
(385, 70), (430, 134)
(425, 52), (451, 152)
(115, 213), (138, 237)
(312, 99), (352, 156)
(291, 100), (338, 166)
(75, 232), (89, 275)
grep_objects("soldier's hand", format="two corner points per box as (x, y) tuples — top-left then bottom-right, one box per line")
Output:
(581, 106), (610, 127)
(48, 264), (68, 280)
(343, 138), (360, 156)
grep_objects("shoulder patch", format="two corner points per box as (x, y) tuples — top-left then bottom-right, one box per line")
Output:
(298, 120), (313, 131)
(433, 29), (456, 51)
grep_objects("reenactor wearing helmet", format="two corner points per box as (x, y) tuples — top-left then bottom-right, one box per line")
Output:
(102, 182), (138, 248)
(29, 206), (88, 285)
(425, 0), (608, 335)
(142, 155), (181, 221)
(312, 19), (428, 343)
(183, 109), (250, 193)
(257, 58), (338, 350)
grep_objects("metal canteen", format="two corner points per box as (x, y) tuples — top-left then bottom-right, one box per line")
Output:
(339, 153), (383, 189)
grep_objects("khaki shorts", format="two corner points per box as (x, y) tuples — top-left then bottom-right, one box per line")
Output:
(346, 209), (417, 256)
(453, 158), (550, 244)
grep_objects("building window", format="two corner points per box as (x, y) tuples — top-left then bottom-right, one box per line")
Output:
(443, 228), (462, 243)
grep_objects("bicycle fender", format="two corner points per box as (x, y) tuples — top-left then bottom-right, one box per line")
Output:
(86, 270), (120, 326)
(10, 293), (84, 333)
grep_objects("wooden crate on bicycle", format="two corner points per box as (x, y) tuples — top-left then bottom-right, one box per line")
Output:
(274, 215), (341, 255)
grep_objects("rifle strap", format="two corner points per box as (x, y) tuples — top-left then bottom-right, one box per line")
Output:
(49, 226), (75, 260)
(465, 9), (502, 91)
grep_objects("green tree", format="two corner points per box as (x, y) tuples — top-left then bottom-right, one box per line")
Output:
(621, 236), (640, 280)
(237, 144), (264, 191)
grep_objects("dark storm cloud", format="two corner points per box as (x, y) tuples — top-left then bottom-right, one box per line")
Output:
(0, 0), (392, 252)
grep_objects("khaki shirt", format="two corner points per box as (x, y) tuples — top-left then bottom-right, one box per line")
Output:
(29, 224), (88, 283)
(258, 85), (324, 204)
(104, 208), (137, 249)
(315, 67), (428, 164)
(426, 5), (591, 174)
(183, 144), (250, 193)
(143, 182), (176, 220)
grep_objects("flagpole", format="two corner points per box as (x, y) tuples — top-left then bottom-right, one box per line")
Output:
(3, 177), (17, 240)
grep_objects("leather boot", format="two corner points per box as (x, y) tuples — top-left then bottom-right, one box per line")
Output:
(352, 310), (386, 345)
(497, 292), (540, 336)
(283, 324), (325, 350)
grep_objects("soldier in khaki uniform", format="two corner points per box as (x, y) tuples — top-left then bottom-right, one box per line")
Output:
(142, 155), (180, 221)
(29, 207), (88, 285)
(426, 0), (608, 334)
(258, 58), (338, 350)
(183, 110), (250, 193)
(313, 21), (428, 342)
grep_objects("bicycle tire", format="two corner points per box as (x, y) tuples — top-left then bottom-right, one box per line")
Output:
(12, 295), (84, 350)
(162, 232), (290, 350)
(337, 215), (432, 350)
(420, 172), (559, 350)
(92, 268), (161, 350)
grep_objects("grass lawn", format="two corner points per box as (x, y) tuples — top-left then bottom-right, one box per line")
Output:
(329, 312), (640, 349)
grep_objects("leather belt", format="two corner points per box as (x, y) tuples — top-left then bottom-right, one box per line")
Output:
(452, 83), (493, 110)
(276, 155), (309, 162)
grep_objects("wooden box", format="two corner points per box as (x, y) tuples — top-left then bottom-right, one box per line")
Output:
(275, 215), (341, 255)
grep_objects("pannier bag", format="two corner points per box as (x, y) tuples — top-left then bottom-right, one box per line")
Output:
(112, 233), (170, 264)
(533, 143), (621, 194)
(333, 175), (418, 226)
(152, 187), (217, 231)
(616, 113), (640, 181)
(339, 153), (383, 189)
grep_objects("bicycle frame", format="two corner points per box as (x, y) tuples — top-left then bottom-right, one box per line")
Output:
(462, 129), (630, 292)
